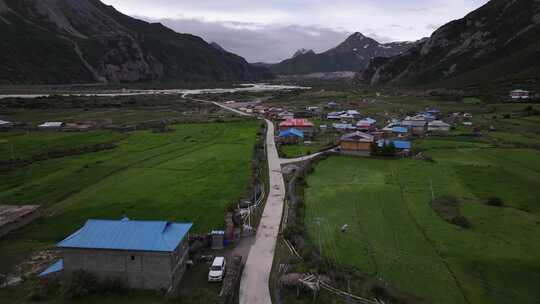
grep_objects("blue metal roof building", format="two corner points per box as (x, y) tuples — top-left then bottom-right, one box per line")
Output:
(57, 218), (193, 252)
(378, 140), (412, 150)
(279, 128), (304, 138)
(392, 126), (409, 133)
(39, 259), (64, 277)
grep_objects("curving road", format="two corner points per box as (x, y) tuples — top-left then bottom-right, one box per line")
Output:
(279, 148), (336, 165)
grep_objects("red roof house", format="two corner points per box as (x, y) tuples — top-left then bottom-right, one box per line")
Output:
(279, 119), (315, 136)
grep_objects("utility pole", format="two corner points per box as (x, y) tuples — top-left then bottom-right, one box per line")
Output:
(429, 179), (435, 201)
(10, 144), (14, 160)
(315, 217), (323, 255)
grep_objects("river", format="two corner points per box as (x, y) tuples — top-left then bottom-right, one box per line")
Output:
(0, 83), (310, 99)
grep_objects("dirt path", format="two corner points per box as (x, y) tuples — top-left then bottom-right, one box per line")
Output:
(187, 97), (253, 117)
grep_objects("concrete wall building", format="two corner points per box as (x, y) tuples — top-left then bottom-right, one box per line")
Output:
(41, 218), (192, 294)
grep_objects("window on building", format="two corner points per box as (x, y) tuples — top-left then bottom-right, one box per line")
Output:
(131, 255), (135, 261)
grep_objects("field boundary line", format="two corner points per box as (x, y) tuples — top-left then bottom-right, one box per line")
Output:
(393, 168), (471, 304)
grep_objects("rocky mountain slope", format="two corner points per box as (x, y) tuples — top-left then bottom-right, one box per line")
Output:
(0, 0), (272, 84)
(270, 32), (414, 75)
(363, 0), (540, 87)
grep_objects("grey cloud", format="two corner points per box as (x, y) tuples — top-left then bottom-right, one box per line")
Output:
(143, 17), (352, 63)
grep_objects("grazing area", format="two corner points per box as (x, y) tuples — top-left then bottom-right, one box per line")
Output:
(303, 151), (540, 304)
(0, 121), (259, 278)
(0, 131), (124, 161)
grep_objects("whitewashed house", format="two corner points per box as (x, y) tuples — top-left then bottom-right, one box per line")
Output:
(510, 89), (530, 100)
(428, 120), (451, 132)
(38, 122), (65, 130)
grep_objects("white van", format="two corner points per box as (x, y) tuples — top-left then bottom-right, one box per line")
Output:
(208, 256), (226, 282)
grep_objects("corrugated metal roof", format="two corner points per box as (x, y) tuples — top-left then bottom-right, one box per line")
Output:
(378, 140), (411, 149)
(279, 128), (304, 138)
(39, 122), (64, 128)
(39, 259), (63, 277)
(392, 127), (408, 133)
(340, 131), (374, 142)
(279, 119), (314, 128)
(57, 218), (192, 252)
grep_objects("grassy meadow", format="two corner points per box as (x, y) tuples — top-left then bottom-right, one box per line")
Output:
(0, 131), (125, 160)
(303, 149), (540, 304)
(0, 121), (259, 276)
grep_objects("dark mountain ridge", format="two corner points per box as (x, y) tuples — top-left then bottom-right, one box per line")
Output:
(363, 0), (540, 87)
(270, 32), (415, 75)
(0, 0), (272, 84)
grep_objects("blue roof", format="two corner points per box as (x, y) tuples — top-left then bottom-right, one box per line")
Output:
(39, 259), (63, 277)
(279, 128), (304, 138)
(378, 140), (412, 150)
(57, 218), (193, 252)
(392, 127), (408, 133)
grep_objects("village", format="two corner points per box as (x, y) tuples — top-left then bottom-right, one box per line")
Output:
(0, 85), (539, 304)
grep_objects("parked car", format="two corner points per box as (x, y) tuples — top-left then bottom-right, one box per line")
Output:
(208, 256), (226, 282)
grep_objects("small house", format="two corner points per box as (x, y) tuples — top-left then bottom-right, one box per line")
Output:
(377, 139), (412, 156)
(391, 126), (409, 138)
(378, 139), (411, 151)
(428, 120), (451, 132)
(327, 111), (345, 120)
(401, 119), (427, 136)
(425, 108), (441, 118)
(0, 120), (13, 129)
(39, 218), (193, 294)
(333, 123), (356, 131)
(279, 128), (304, 144)
(327, 101), (339, 108)
(339, 131), (375, 156)
(279, 119), (314, 136)
(277, 111), (295, 121)
(346, 110), (361, 117)
(510, 89), (530, 100)
(38, 122), (64, 130)
(356, 117), (377, 131)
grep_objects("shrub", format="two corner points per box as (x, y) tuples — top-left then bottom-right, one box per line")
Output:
(62, 270), (99, 299)
(433, 195), (459, 206)
(487, 197), (504, 207)
(451, 215), (472, 228)
(62, 271), (127, 299)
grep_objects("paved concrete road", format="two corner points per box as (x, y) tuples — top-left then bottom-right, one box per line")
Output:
(239, 119), (285, 304)
(279, 148), (336, 165)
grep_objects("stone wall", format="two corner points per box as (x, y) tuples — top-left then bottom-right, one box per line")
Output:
(0, 205), (42, 239)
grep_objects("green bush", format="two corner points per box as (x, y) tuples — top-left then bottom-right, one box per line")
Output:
(62, 271), (127, 299)
(62, 270), (100, 299)
(487, 197), (504, 207)
(433, 195), (459, 206)
(451, 215), (472, 229)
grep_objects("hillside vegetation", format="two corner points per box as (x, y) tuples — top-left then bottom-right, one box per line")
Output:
(0, 0), (272, 84)
(363, 0), (540, 89)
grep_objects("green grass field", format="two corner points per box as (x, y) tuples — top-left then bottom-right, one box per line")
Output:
(0, 121), (258, 275)
(303, 151), (540, 304)
(0, 131), (125, 160)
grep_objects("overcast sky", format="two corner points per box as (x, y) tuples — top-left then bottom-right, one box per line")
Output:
(101, 0), (489, 63)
